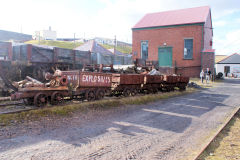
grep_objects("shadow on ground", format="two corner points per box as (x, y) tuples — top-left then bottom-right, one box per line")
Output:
(0, 79), (238, 153)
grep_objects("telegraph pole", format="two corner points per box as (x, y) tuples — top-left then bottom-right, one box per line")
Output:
(74, 33), (76, 48)
(114, 35), (117, 54)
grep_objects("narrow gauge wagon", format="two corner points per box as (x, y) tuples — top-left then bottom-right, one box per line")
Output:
(112, 74), (144, 96)
(143, 75), (164, 93)
(11, 71), (112, 107)
(10, 70), (189, 107)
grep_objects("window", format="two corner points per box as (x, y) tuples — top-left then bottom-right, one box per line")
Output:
(141, 41), (148, 60)
(184, 39), (193, 59)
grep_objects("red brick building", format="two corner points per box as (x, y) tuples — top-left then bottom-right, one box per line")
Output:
(132, 6), (215, 77)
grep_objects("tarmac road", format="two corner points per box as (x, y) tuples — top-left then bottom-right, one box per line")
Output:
(0, 79), (239, 160)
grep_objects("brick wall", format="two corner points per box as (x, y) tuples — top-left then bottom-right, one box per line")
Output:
(201, 52), (215, 75)
(132, 24), (203, 77)
(203, 12), (213, 50)
(158, 67), (175, 75)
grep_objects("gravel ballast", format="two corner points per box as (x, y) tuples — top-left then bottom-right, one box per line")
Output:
(0, 79), (239, 160)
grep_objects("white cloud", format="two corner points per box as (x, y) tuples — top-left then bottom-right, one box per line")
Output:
(214, 29), (240, 55)
(213, 20), (227, 27)
(0, 0), (240, 50)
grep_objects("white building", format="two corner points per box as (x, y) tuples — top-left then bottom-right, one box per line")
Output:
(94, 37), (115, 45)
(33, 27), (57, 40)
(216, 53), (240, 78)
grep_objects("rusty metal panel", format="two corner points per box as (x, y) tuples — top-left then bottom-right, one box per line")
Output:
(0, 41), (11, 60)
(75, 50), (91, 65)
(31, 45), (54, 63)
(120, 74), (144, 85)
(180, 76), (189, 83)
(55, 47), (74, 63)
(112, 74), (120, 83)
(163, 75), (179, 83)
(145, 75), (164, 84)
(61, 70), (80, 88)
(79, 72), (112, 87)
(62, 71), (112, 87)
(12, 43), (28, 61)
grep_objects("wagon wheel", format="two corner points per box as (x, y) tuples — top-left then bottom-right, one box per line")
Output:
(179, 86), (186, 91)
(153, 88), (158, 94)
(51, 92), (64, 105)
(123, 88), (131, 97)
(147, 88), (154, 94)
(131, 89), (138, 96)
(96, 89), (105, 100)
(86, 90), (96, 101)
(23, 98), (34, 106)
(34, 93), (48, 107)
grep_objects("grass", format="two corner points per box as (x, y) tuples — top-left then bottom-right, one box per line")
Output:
(189, 78), (221, 89)
(0, 88), (196, 127)
(101, 44), (132, 54)
(197, 111), (240, 160)
(25, 40), (83, 49)
(25, 40), (132, 54)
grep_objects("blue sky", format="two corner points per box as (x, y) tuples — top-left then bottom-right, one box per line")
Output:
(0, 0), (239, 55)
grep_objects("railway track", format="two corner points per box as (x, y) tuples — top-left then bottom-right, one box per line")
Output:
(0, 100), (36, 115)
(0, 93), (143, 115)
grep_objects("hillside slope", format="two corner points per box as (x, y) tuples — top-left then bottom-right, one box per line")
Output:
(25, 40), (132, 54)
(25, 40), (83, 49)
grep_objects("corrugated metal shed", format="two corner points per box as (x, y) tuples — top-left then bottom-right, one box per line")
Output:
(75, 40), (113, 56)
(75, 40), (114, 65)
(133, 6), (210, 29)
(108, 48), (132, 65)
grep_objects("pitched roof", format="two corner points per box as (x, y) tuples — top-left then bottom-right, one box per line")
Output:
(133, 6), (210, 29)
(75, 40), (113, 56)
(215, 55), (227, 63)
(217, 53), (240, 64)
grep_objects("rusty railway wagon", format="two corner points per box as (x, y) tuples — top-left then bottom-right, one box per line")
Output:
(10, 70), (189, 107)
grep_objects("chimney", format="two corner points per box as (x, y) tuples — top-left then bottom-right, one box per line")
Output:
(49, 26), (51, 31)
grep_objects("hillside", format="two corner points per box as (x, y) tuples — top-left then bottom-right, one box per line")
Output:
(25, 40), (83, 49)
(25, 40), (132, 54)
(101, 44), (132, 54)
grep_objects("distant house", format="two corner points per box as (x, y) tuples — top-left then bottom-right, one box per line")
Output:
(132, 6), (214, 77)
(0, 30), (32, 42)
(94, 37), (132, 48)
(75, 40), (114, 65)
(94, 37), (115, 46)
(216, 53), (240, 78)
(34, 27), (57, 40)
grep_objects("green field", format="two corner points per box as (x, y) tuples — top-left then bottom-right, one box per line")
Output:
(25, 40), (83, 49)
(25, 40), (132, 54)
(101, 44), (132, 54)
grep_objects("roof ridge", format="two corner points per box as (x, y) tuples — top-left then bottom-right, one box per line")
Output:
(217, 53), (240, 64)
(146, 6), (210, 16)
(133, 6), (211, 29)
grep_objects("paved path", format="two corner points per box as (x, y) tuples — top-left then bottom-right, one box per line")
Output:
(0, 79), (239, 160)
